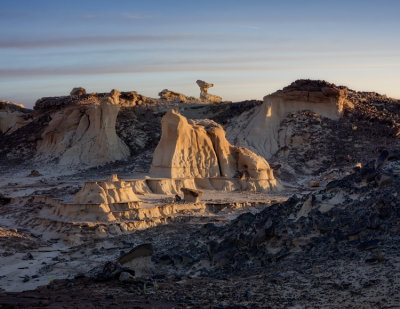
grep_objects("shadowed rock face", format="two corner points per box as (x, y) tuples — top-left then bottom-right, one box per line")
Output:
(36, 94), (130, 167)
(150, 109), (275, 184)
(227, 79), (353, 159)
(0, 100), (32, 134)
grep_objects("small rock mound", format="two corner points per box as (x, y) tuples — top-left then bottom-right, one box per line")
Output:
(70, 87), (87, 96)
(158, 89), (188, 103)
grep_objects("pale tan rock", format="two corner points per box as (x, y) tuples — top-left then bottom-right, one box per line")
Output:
(227, 80), (352, 159)
(73, 174), (141, 204)
(150, 110), (276, 191)
(158, 89), (187, 103)
(196, 80), (222, 103)
(70, 87), (86, 96)
(0, 100), (32, 134)
(37, 95), (130, 167)
(110, 89), (121, 101)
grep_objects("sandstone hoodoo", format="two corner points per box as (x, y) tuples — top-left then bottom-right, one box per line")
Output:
(227, 79), (353, 159)
(150, 109), (277, 191)
(36, 90), (130, 167)
(196, 80), (222, 103)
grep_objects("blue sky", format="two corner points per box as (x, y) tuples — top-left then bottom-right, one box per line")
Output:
(1, 0), (400, 107)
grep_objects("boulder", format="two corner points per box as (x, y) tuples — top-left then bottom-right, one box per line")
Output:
(181, 187), (203, 203)
(70, 87), (86, 96)
(28, 170), (42, 177)
(118, 244), (153, 278)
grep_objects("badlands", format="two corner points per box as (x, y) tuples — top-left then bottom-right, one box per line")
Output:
(0, 79), (400, 308)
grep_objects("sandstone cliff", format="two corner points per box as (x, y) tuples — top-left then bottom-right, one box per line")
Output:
(150, 109), (275, 184)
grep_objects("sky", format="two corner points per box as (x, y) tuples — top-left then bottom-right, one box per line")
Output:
(1, 0), (400, 108)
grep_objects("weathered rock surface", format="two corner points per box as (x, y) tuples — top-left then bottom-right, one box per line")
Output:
(150, 110), (276, 190)
(227, 79), (352, 158)
(0, 100), (32, 134)
(196, 79), (222, 103)
(181, 187), (202, 202)
(73, 174), (141, 204)
(158, 89), (188, 103)
(36, 93), (130, 167)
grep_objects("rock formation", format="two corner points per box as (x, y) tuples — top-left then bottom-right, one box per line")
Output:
(0, 100), (32, 134)
(196, 80), (222, 103)
(227, 80), (353, 159)
(158, 89), (188, 103)
(73, 174), (141, 205)
(150, 110), (276, 190)
(181, 188), (202, 202)
(70, 87), (87, 96)
(36, 91), (130, 167)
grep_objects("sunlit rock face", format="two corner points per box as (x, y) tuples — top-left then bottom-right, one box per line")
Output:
(36, 93), (130, 167)
(73, 174), (141, 205)
(227, 79), (353, 159)
(150, 109), (276, 187)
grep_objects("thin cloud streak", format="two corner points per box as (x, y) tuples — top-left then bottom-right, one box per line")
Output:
(0, 64), (300, 78)
(0, 34), (198, 49)
(3, 59), (398, 79)
(120, 13), (152, 20)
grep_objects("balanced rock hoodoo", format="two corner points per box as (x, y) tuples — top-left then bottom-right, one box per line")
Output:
(196, 80), (222, 103)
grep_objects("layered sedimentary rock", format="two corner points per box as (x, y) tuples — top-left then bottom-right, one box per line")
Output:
(36, 92), (130, 167)
(150, 110), (276, 190)
(0, 100), (32, 134)
(196, 80), (222, 103)
(74, 174), (141, 204)
(227, 80), (353, 159)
